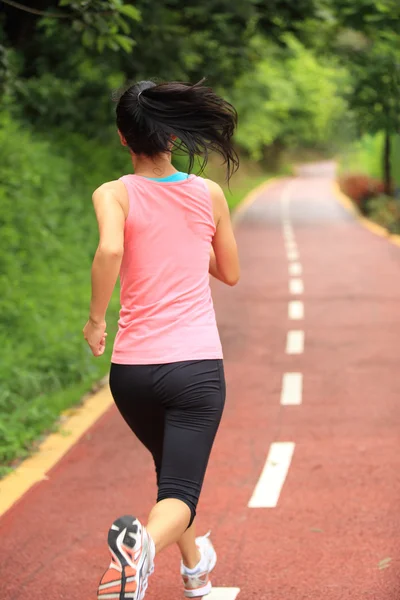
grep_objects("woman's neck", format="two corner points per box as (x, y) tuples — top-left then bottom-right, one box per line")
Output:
(132, 153), (178, 178)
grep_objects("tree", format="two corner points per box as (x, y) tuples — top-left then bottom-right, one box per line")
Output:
(229, 35), (349, 162)
(327, 0), (400, 193)
(0, 0), (331, 132)
(342, 37), (400, 194)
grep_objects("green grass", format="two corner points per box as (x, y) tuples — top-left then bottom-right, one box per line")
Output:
(364, 196), (400, 234)
(0, 114), (127, 474)
(224, 175), (270, 211)
(0, 365), (109, 478)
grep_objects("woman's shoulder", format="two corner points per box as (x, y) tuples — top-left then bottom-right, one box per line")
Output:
(93, 179), (127, 197)
(92, 180), (130, 218)
(201, 178), (225, 202)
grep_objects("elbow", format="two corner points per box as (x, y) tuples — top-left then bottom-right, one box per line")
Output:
(97, 245), (124, 259)
(225, 272), (240, 287)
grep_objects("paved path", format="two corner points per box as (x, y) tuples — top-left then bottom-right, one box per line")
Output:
(2, 164), (400, 599)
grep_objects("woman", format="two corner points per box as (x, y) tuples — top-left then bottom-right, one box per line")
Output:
(83, 80), (240, 600)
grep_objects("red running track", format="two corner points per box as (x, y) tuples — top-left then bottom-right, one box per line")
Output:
(1, 164), (400, 599)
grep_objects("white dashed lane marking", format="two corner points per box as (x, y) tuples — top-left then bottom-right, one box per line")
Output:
(285, 242), (298, 253)
(289, 278), (304, 294)
(288, 300), (304, 320)
(287, 249), (299, 261)
(283, 228), (294, 240)
(248, 442), (295, 508)
(289, 262), (302, 276)
(281, 373), (303, 405)
(286, 330), (305, 354)
(208, 589), (241, 600)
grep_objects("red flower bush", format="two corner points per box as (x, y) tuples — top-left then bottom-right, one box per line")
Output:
(339, 174), (385, 211)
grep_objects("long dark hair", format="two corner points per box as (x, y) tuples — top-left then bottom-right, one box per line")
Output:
(115, 80), (239, 180)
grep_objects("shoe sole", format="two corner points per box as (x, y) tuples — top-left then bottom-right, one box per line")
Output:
(98, 515), (148, 600)
(184, 581), (213, 598)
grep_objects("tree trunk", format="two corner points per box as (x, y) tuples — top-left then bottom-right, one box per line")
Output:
(383, 131), (392, 196)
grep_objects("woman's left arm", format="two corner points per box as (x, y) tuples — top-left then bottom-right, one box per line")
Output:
(83, 181), (126, 357)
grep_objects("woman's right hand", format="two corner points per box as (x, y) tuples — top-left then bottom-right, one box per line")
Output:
(83, 318), (108, 357)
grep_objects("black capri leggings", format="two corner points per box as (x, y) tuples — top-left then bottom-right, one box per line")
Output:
(109, 359), (226, 527)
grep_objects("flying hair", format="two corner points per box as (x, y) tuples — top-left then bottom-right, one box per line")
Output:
(115, 79), (239, 180)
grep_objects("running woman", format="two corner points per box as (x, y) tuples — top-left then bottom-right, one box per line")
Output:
(83, 80), (240, 600)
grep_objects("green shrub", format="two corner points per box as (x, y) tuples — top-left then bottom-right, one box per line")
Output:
(365, 195), (400, 234)
(0, 113), (130, 467)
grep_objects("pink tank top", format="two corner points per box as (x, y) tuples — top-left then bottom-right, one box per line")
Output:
(111, 174), (223, 364)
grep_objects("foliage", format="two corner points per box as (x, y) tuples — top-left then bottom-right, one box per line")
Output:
(0, 112), (131, 466)
(339, 173), (384, 210)
(326, 0), (400, 187)
(0, 0), (333, 131)
(335, 32), (400, 139)
(0, 369), (106, 475)
(230, 36), (349, 160)
(340, 133), (400, 188)
(393, 136), (400, 188)
(339, 172), (400, 234)
(340, 134), (384, 180)
(2, 0), (140, 54)
(365, 195), (400, 234)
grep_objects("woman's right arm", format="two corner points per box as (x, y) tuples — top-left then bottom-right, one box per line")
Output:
(206, 180), (240, 286)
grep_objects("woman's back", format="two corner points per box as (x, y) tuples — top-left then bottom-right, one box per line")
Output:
(112, 174), (223, 364)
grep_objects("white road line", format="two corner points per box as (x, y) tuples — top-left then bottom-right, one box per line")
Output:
(289, 262), (302, 276)
(287, 249), (299, 261)
(289, 278), (303, 294)
(208, 589), (241, 600)
(285, 240), (297, 251)
(248, 442), (295, 508)
(288, 300), (304, 320)
(283, 234), (295, 245)
(286, 330), (305, 354)
(281, 373), (303, 405)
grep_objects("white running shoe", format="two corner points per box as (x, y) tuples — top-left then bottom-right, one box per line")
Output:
(98, 515), (155, 600)
(181, 532), (217, 598)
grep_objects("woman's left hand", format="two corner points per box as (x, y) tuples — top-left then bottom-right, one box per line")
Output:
(83, 319), (107, 357)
